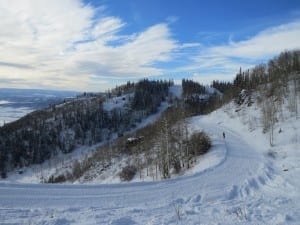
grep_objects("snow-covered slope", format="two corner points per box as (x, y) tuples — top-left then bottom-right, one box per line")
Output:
(0, 97), (299, 224)
(1, 100), (171, 184)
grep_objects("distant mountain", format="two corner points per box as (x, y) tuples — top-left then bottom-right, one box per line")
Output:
(0, 88), (79, 126)
(0, 88), (79, 108)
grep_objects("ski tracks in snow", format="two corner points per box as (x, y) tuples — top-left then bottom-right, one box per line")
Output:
(0, 116), (299, 224)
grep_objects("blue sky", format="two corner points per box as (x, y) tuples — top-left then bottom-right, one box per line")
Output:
(0, 0), (299, 91)
(95, 0), (299, 41)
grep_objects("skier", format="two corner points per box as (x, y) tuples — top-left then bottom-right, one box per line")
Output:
(223, 132), (225, 139)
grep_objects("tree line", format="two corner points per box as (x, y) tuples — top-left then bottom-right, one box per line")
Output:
(46, 104), (211, 183)
(0, 79), (172, 178)
(213, 50), (300, 145)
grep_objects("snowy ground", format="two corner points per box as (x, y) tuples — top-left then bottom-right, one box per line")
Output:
(0, 100), (299, 224)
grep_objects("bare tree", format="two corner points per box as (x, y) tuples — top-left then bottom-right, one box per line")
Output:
(158, 115), (171, 179)
(261, 96), (277, 146)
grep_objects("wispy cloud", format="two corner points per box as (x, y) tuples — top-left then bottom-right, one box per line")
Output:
(181, 20), (300, 84)
(0, 0), (299, 91)
(0, 0), (182, 91)
(166, 16), (179, 24)
(207, 20), (300, 59)
(0, 61), (33, 69)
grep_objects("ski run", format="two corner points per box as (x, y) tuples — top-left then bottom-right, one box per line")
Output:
(0, 98), (299, 225)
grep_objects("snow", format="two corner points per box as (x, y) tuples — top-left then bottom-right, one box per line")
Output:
(103, 94), (133, 111)
(0, 100), (11, 105)
(75, 120), (227, 185)
(1, 143), (105, 184)
(1, 100), (170, 185)
(0, 106), (33, 126)
(169, 85), (182, 98)
(1, 93), (299, 224)
(205, 86), (221, 95)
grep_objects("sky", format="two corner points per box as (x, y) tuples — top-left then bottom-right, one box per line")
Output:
(0, 0), (300, 92)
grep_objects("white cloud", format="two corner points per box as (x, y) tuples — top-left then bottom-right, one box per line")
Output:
(166, 16), (178, 24)
(192, 72), (236, 85)
(181, 20), (300, 84)
(208, 20), (300, 59)
(179, 43), (202, 49)
(0, 0), (180, 91)
(0, 0), (299, 91)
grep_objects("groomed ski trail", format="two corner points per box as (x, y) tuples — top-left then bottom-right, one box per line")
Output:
(0, 116), (298, 224)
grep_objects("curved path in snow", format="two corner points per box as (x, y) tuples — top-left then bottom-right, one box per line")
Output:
(0, 116), (288, 224)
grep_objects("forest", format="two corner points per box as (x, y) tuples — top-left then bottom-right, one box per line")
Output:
(0, 79), (173, 178)
(223, 50), (300, 145)
(1, 49), (299, 181)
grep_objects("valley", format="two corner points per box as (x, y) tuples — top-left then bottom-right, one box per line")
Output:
(0, 88), (78, 126)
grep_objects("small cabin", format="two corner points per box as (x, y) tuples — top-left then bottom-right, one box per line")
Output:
(125, 136), (144, 147)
